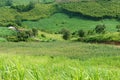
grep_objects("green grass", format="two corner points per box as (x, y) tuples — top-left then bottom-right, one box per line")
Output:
(0, 42), (120, 79)
(38, 31), (63, 41)
(23, 13), (120, 32)
(0, 27), (17, 37)
(0, 3), (56, 26)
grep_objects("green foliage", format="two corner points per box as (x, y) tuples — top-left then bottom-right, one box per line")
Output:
(20, 3), (57, 21)
(11, 1), (35, 12)
(95, 24), (106, 33)
(32, 28), (38, 36)
(87, 30), (95, 35)
(0, 0), (12, 7)
(6, 0), (13, 6)
(7, 36), (18, 42)
(15, 15), (22, 26)
(84, 32), (120, 43)
(0, 42), (120, 79)
(116, 25), (120, 32)
(23, 13), (119, 33)
(0, 27), (17, 38)
(61, 28), (71, 40)
(78, 29), (85, 37)
(0, 3), (57, 26)
(60, 1), (120, 19)
(0, 37), (7, 42)
(17, 30), (33, 41)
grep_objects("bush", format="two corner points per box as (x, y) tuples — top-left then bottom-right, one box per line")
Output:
(78, 29), (85, 37)
(87, 30), (95, 35)
(61, 29), (71, 40)
(17, 30), (33, 41)
(116, 25), (120, 32)
(95, 24), (106, 33)
(32, 28), (38, 37)
(83, 32), (120, 43)
(7, 36), (18, 42)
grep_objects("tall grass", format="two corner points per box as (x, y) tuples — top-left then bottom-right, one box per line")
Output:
(0, 42), (120, 79)
(0, 54), (120, 80)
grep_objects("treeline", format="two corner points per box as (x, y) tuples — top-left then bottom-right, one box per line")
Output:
(60, 24), (120, 43)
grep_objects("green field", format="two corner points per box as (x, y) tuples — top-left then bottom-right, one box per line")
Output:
(0, 42), (120, 79)
(0, 0), (120, 79)
(23, 13), (120, 32)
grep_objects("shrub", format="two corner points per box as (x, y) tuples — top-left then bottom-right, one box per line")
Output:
(87, 30), (95, 35)
(61, 29), (71, 40)
(95, 24), (106, 33)
(78, 29), (85, 37)
(116, 25), (120, 32)
(41, 34), (46, 38)
(32, 28), (38, 37)
(17, 30), (33, 41)
(7, 36), (18, 42)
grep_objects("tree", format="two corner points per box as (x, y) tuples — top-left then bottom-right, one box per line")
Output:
(61, 29), (71, 40)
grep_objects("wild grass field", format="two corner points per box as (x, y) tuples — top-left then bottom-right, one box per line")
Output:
(0, 42), (120, 79)
(23, 13), (120, 32)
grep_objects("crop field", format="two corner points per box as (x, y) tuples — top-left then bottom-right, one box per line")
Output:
(0, 42), (120, 79)
(23, 13), (120, 32)
(0, 0), (120, 80)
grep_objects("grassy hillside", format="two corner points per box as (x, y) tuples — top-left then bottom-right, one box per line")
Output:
(0, 3), (57, 26)
(23, 13), (120, 32)
(60, 1), (120, 19)
(0, 0), (55, 6)
(0, 42), (120, 79)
